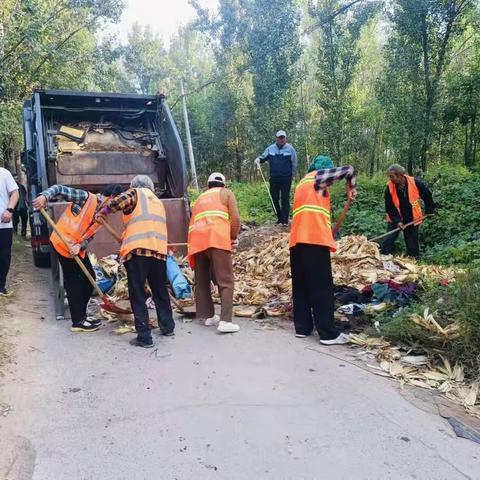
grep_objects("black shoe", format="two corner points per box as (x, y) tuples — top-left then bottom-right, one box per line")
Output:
(71, 320), (99, 332)
(161, 330), (175, 337)
(86, 316), (102, 325)
(129, 337), (154, 348)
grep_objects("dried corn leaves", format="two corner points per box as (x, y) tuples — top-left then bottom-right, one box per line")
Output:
(350, 334), (480, 418)
(231, 234), (454, 306)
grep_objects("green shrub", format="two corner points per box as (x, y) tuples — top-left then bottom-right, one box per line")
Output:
(190, 167), (480, 267)
(379, 270), (480, 378)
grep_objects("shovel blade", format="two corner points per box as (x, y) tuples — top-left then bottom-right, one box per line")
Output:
(100, 297), (132, 314)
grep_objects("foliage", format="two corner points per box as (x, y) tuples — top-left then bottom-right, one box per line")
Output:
(224, 166), (480, 268)
(379, 269), (480, 378)
(309, 0), (382, 162)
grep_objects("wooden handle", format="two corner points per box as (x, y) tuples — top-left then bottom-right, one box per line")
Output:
(39, 208), (105, 298)
(99, 219), (187, 248)
(369, 216), (430, 243)
(99, 219), (122, 244)
(332, 198), (352, 237)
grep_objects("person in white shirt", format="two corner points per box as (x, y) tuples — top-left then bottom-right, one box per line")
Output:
(0, 167), (19, 295)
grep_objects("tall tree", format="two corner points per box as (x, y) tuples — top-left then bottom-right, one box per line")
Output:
(308, 0), (382, 162)
(122, 23), (168, 94)
(383, 0), (475, 172)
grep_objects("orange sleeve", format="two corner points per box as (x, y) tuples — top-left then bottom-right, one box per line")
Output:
(221, 189), (241, 239)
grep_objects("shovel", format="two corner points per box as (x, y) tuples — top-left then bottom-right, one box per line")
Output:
(99, 219), (188, 248)
(332, 197), (352, 238)
(369, 215), (433, 243)
(256, 161), (278, 217)
(39, 208), (131, 314)
(97, 218), (190, 311)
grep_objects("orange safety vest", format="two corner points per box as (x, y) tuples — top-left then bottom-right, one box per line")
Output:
(386, 175), (423, 225)
(289, 171), (336, 251)
(120, 188), (168, 260)
(50, 193), (98, 259)
(187, 187), (231, 268)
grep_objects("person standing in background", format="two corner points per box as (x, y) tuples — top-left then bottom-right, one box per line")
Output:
(0, 167), (19, 296)
(254, 130), (297, 225)
(12, 174), (28, 239)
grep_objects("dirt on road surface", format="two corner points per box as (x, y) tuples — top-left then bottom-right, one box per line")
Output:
(0, 246), (479, 480)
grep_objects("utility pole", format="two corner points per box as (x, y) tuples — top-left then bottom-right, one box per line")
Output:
(180, 78), (199, 190)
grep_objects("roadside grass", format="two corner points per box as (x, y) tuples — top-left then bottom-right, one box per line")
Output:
(373, 269), (480, 379)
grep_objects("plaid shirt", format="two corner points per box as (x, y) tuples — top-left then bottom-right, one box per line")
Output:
(106, 188), (166, 262)
(314, 166), (357, 196)
(41, 185), (101, 213)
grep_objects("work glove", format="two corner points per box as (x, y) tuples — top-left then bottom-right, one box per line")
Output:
(231, 238), (239, 252)
(254, 158), (261, 167)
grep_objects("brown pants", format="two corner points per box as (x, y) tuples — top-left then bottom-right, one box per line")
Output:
(194, 248), (234, 322)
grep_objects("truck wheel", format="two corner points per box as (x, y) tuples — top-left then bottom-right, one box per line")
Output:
(33, 250), (51, 268)
(50, 252), (65, 319)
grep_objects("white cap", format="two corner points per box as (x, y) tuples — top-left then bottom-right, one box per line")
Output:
(207, 172), (226, 185)
(276, 130), (287, 137)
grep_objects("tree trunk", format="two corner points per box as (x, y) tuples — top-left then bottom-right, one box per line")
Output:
(464, 124), (470, 166)
(234, 125), (242, 182)
(369, 123), (379, 177)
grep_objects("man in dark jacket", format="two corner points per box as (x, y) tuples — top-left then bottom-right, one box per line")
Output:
(12, 175), (28, 238)
(255, 130), (297, 225)
(381, 164), (435, 259)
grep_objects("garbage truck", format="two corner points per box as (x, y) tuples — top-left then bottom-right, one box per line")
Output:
(22, 89), (190, 315)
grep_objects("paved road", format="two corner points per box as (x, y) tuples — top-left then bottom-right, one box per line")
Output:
(0, 252), (478, 480)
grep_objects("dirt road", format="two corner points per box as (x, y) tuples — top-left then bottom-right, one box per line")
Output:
(0, 247), (478, 480)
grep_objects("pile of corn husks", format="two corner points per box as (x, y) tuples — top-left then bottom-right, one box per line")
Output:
(231, 234), (455, 306)
(350, 333), (480, 418)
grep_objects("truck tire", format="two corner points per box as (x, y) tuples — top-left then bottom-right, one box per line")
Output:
(50, 251), (65, 319)
(33, 250), (51, 268)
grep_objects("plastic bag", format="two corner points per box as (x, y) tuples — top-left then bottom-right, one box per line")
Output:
(167, 255), (191, 299)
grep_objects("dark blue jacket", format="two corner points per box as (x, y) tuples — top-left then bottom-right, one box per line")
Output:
(259, 143), (298, 178)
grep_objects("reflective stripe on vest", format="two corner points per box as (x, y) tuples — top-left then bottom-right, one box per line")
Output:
(119, 188), (168, 259)
(187, 188), (232, 268)
(386, 176), (423, 225)
(289, 172), (336, 251)
(50, 193), (98, 259)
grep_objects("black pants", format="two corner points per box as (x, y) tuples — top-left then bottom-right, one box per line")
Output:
(381, 223), (420, 259)
(58, 254), (94, 325)
(290, 244), (339, 340)
(13, 209), (28, 237)
(124, 255), (175, 343)
(0, 228), (13, 291)
(270, 177), (292, 224)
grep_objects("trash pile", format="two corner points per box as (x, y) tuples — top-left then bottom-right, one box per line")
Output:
(230, 233), (455, 308)
(350, 334), (480, 419)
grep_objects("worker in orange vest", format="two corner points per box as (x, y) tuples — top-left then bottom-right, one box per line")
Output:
(289, 155), (356, 345)
(96, 175), (174, 348)
(381, 164), (435, 259)
(32, 183), (123, 332)
(188, 172), (241, 333)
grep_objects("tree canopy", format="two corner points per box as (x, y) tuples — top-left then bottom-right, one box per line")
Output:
(1, 0), (480, 179)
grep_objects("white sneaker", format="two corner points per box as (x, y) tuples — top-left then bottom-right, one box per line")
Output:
(320, 333), (350, 345)
(217, 321), (240, 333)
(295, 333), (307, 338)
(204, 314), (220, 326)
